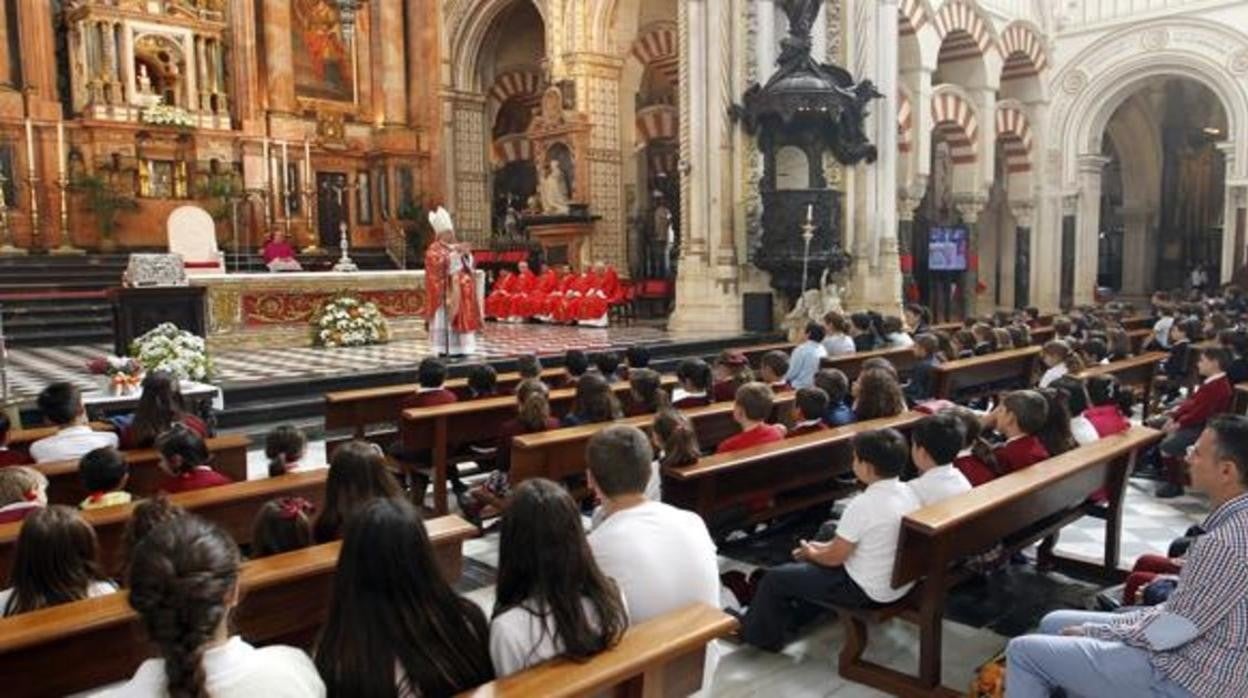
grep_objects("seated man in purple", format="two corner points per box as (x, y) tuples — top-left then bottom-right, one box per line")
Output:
(261, 230), (302, 272)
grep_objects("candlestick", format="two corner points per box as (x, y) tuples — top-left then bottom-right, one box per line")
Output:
(52, 176), (84, 256)
(301, 138), (319, 254)
(23, 119), (34, 171)
(806, 203), (813, 223)
(281, 142), (292, 240)
(56, 121), (65, 180)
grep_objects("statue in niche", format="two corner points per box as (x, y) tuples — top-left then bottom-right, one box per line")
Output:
(137, 64), (153, 95)
(539, 159), (570, 215)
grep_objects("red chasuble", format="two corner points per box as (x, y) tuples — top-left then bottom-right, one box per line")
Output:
(424, 240), (483, 332)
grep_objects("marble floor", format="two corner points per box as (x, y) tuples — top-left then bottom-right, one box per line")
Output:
(244, 444), (1208, 697)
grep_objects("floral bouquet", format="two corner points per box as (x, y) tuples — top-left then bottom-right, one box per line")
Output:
(86, 355), (144, 395)
(140, 100), (195, 129)
(130, 323), (212, 381)
(312, 295), (390, 348)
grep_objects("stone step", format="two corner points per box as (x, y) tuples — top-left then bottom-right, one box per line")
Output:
(3, 327), (113, 346)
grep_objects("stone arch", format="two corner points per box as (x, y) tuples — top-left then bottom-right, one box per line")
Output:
(995, 101), (1033, 174)
(487, 67), (543, 105)
(899, 0), (931, 36)
(931, 85), (980, 165)
(631, 21), (676, 73)
(999, 21), (1048, 80)
(933, 1), (996, 64)
(447, 0), (547, 92)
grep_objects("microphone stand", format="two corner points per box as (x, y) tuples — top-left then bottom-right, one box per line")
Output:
(443, 247), (452, 357)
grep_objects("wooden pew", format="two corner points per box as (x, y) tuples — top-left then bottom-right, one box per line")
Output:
(821, 345), (916, 380)
(398, 377), (678, 514)
(0, 469), (329, 585)
(832, 426), (1161, 697)
(510, 394), (797, 491)
(1127, 328), (1153, 354)
(1234, 382), (1248, 415)
(1076, 352), (1167, 419)
(1029, 326), (1056, 344)
(733, 342), (795, 367)
(663, 412), (924, 527)
(34, 434), (251, 507)
(6, 422), (115, 453)
(930, 346), (1042, 402)
(0, 514), (477, 698)
(1120, 315), (1153, 332)
(461, 603), (736, 698)
(324, 367), (571, 441)
(930, 321), (962, 334)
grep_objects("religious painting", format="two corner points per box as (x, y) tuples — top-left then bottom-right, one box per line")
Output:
(292, 0), (355, 102)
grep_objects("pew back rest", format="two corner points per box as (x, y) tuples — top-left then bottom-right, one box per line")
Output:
(0, 469), (329, 585)
(460, 603), (736, 698)
(34, 433), (251, 506)
(821, 346), (916, 380)
(930, 346), (1041, 400)
(890, 425), (1161, 589)
(0, 515), (477, 698)
(1076, 352), (1166, 386)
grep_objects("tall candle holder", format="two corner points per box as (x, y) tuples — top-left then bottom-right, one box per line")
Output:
(800, 211), (816, 294)
(301, 188), (321, 254)
(52, 176), (84, 255)
(0, 174), (27, 256)
(25, 174), (41, 253)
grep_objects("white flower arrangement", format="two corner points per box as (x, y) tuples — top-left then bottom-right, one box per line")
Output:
(140, 100), (196, 129)
(130, 323), (212, 381)
(312, 295), (390, 348)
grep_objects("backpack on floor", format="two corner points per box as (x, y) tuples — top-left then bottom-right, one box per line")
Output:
(969, 650), (1007, 698)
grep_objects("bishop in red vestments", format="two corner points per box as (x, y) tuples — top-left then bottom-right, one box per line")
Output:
(424, 206), (482, 355)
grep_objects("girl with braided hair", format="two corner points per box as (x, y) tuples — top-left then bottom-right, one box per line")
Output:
(97, 515), (324, 697)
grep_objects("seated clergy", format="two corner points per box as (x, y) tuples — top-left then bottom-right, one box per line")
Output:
(261, 230), (302, 272)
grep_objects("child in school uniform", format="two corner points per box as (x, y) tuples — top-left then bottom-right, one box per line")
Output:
(1, 506), (116, 617)
(716, 382), (785, 453)
(1151, 346), (1233, 498)
(903, 334), (943, 404)
(250, 497), (315, 558)
(1083, 375), (1132, 437)
(0, 467), (48, 524)
(402, 357), (459, 409)
(78, 446), (132, 510)
(758, 351), (793, 394)
(736, 428), (921, 651)
(671, 358), (713, 408)
(265, 425), (309, 478)
(1038, 340), (1083, 388)
(816, 369), (856, 427)
(907, 413), (973, 506)
(788, 388), (830, 438)
(954, 390), (1051, 486)
(156, 426), (233, 494)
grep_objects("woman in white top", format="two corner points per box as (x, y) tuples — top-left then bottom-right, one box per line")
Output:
(315, 498), (492, 697)
(95, 515), (323, 697)
(1, 505), (117, 617)
(492, 478), (629, 676)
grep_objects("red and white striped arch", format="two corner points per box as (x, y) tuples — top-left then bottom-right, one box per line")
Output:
(898, 89), (914, 153)
(636, 104), (678, 145)
(995, 103), (1033, 173)
(931, 89), (979, 164)
(999, 22), (1048, 80)
(934, 1), (994, 64)
(492, 134), (533, 165)
(631, 23), (678, 88)
(898, 0), (928, 36)
(487, 68), (543, 106)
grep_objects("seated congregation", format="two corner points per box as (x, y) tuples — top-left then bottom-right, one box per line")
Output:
(1, 295), (1246, 697)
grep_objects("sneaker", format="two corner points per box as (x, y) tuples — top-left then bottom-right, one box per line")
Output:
(721, 571), (751, 606)
(1155, 483), (1185, 499)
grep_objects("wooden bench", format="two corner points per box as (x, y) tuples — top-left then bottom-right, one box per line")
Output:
(324, 367), (571, 442)
(1127, 328), (1154, 354)
(0, 514), (477, 698)
(833, 426), (1161, 697)
(0, 469), (329, 585)
(1029, 326), (1055, 344)
(397, 377), (678, 514)
(663, 412), (924, 528)
(1120, 315), (1154, 332)
(510, 394), (797, 491)
(34, 434), (251, 507)
(461, 603), (736, 698)
(821, 346), (916, 380)
(930, 346), (1042, 402)
(6, 422), (115, 453)
(1076, 352), (1166, 419)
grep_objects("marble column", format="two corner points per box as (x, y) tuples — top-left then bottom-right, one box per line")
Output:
(898, 188), (923, 303)
(1059, 194), (1078, 309)
(229, 0), (262, 134)
(262, 0), (297, 114)
(956, 196), (986, 318)
(376, 0), (407, 126)
(1010, 202), (1034, 310)
(1074, 154), (1109, 306)
(16, 0), (58, 117)
(1119, 205), (1154, 297)
(1217, 142), (1241, 284)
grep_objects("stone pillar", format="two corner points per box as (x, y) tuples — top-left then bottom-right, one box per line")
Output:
(1074, 154), (1109, 306)
(230, 0), (262, 133)
(263, 0), (296, 114)
(0, 2), (11, 87)
(565, 52), (626, 272)
(376, 0), (407, 126)
(956, 196), (986, 318)
(15, 0), (58, 118)
(898, 188), (923, 302)
(407, 0), (443, 201)
(1010, 202), (1034, 310)
(1119, 205), (1154, 297)
(1217, 142), (1241, 284)
(447, 93), (488, 241)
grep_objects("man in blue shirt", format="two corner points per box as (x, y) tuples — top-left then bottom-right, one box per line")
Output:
(784, 322), (828, 390)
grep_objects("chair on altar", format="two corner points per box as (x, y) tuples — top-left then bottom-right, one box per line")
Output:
(167, 205), (225, 275)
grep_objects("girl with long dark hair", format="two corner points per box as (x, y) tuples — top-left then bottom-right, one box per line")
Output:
(0, 505), (115, 616)
(315, 498), (493, 696)
(121, 371), (209, 449)
(851, 367), (907, 421)
(100, 515), (324, 696)
(561, 373), (623, 427)
(156, 425), (232, 494)
(491, 478), (628, 676)
(626, 368), (669, 416)
(313, 440), (402, 543)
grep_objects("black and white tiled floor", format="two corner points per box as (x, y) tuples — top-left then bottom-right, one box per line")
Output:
(2, 323), (730, 402)
(244, 446), (1208, 696)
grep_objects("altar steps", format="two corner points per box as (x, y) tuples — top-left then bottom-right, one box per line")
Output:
(0, 255), (130, 347)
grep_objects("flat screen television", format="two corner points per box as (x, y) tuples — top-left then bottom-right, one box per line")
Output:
(928, 226), (968, 272)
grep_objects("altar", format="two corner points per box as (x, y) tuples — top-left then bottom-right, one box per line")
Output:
(188, 270), (484, 352)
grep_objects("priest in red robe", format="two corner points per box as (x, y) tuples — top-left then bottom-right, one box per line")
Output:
(485, 269), (516, 320)
(424, 206), (482, 355)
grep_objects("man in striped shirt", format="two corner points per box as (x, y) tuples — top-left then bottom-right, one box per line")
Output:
(1005, 414), (1248, 698)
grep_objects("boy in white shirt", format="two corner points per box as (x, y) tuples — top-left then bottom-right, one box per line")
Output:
(29, 382), (118, 464)
(907, 413), (973, 506)
(738, 428), (921, 651)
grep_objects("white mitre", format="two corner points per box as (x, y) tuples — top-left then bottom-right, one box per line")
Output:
(428, 206), (455, 234)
